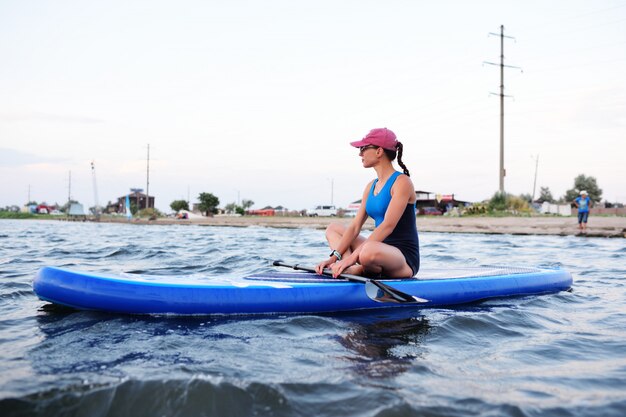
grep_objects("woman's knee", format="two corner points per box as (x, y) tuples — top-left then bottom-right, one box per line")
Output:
(358, 242), (409, 274)
(358, 242), (382, 265)
(325, 222), (346, 240)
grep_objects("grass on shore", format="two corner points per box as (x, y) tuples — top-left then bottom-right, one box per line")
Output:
(0, 212), (39, 219)
(0, 212), (71, 220)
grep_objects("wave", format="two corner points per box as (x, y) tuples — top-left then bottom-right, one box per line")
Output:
(5, 376), (623, 417)
(0, 288), (33, 301)
(1, 378), (290, 417)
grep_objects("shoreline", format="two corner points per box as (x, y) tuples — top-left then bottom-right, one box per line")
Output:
(90, 215), (626, 238)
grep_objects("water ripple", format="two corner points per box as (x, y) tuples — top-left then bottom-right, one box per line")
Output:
(1, 219), (625, 417)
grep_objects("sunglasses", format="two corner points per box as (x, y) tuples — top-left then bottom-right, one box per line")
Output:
(359, 145), (379, 154)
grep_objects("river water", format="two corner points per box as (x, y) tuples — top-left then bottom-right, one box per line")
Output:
(1, 219), (625, 417)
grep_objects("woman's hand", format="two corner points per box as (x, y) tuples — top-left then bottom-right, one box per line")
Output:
(330, 254), (358, 278)
(316, 254), (357, 278)
(315, 257), (336, 275)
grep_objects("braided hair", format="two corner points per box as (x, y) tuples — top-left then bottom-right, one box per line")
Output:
(383, 141), (411, 177)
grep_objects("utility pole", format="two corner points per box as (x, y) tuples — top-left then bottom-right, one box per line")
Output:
(531, 154), (539, 202)
(484, 25), (521, 195)
(91, 161), (100, 220)
(67, 170), (72, 217)
(146, 144), (150, 210)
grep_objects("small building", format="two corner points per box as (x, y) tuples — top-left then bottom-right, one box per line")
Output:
(345, 191), (471, 216)
(415, 191), (470, 213)
(191, 203), (202, 214)
(541, 202), (572, 216)
(68, 203), (86, 215)
(273, 205), (290, 216)
(110, 192), (155, 213)
(247, 206), (275, 216)
(22, 204), (37, 214)
(344, 200), (362, 217)
(67, 203), (87, 221)
(36, 204), (52, 214)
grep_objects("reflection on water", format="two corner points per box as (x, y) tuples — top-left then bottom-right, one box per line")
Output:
(337, 313), (431, 379)
(24, 308), (436, 416)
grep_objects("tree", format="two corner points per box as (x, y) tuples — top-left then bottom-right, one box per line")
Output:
(224, 202), (238, 214)
(198, 192), (220, 216)
(170, 199), (189, 212)
(241, 199), (254, 210)
(563, 174), (602, 203)
(537, 187), (555, 203)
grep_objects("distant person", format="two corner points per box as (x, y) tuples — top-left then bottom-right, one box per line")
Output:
(573, 190), (592, 233)
(315, 128), (419, 279)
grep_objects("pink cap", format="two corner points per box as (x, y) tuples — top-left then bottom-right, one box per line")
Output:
(350, 128), (398, 150)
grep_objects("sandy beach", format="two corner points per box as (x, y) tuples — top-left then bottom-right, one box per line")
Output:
(106, 215), (626, 238)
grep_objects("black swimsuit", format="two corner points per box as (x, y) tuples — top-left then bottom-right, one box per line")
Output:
(365, 172), (420, 276)
(383, 203), (420, 276)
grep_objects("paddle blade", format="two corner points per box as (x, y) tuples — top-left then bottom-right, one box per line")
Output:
(365, 281), (429, 304)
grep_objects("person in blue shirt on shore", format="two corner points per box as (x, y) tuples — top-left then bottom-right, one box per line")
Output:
(315, 128), (419, 279)
(573, 190), (592, 234)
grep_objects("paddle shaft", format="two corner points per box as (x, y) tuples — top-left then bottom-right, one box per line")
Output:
(272, 261), (427, 304)
(274, 262), (369, 284)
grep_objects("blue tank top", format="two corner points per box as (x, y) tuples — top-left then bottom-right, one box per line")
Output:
(365, 171), (420, 276)
(366, 171), (401, 227)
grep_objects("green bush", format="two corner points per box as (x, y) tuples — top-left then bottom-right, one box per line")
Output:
(507, 195), (531, 213)
(137, 208), (162, 219)
(488, 192), (507, 211)
(488, 192), (531, 214)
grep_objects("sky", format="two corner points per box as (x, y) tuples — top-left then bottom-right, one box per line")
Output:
(1, 0), (625, 213)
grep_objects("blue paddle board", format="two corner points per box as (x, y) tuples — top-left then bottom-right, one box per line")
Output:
(33, 265), (572, 315)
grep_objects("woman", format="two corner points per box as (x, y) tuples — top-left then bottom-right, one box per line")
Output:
(573, 190), (592, 233)
(315, 128), (419, 279)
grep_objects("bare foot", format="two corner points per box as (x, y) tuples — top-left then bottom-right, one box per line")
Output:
(342, 264), (364, 276)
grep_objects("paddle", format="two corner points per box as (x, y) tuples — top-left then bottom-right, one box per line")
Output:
(272, 260), (428, 304)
